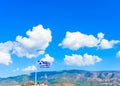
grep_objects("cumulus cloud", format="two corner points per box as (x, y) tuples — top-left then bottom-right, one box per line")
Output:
(22, 65), (36, 72)
(15, 25), (52, 58)
(59, 32), (120, 50)
(16, 25), (51, 50)
(0, 25), (52, 65)
(64, 53), (102, 66)
(116, 51), (120, 58)
(41, 54), (54, 64)
(59, 31), (98, 50)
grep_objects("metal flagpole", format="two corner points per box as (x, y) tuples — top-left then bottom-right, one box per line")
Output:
(35, 70), (37, 86)
(35, 62), (37, 86)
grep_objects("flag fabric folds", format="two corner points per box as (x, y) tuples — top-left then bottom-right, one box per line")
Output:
(38, 60), (50, 68)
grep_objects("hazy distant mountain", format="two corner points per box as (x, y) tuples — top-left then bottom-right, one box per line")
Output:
(0, 70), (120, 86)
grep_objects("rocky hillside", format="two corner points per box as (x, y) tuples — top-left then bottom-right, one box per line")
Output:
(0, 70), (120, 86)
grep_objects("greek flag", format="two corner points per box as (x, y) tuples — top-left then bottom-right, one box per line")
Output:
(38, 60), (50, 68)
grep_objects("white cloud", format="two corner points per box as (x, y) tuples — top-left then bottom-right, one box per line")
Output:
(22, 65), (36, 72)
(64, 53), (102, 66)
(59, 31), (98, 50)
(59, 32), (120, 50)
(116, 51), (120, 58)
(13, 68), (20, 72)
(41, 54), (54, 64)
(15, 25), (52, 58)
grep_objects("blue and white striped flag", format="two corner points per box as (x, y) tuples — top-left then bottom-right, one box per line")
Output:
(38, 60), (50, 68)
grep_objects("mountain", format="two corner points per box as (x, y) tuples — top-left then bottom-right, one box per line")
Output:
(0, 70), (120, 86)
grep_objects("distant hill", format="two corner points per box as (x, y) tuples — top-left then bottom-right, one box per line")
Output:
(0, 70), (120, 86)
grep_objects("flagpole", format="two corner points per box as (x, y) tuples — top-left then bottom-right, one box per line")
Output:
(35, 70), (37, 86)
(35, 62), (37, 86)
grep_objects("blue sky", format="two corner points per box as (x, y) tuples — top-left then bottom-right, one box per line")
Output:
(0, 0), (120, 78)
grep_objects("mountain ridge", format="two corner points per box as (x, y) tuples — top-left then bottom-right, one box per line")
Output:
(0, 70), (120, 86)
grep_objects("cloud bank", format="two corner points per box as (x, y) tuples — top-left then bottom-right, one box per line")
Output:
(0, 25), (119, 67)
